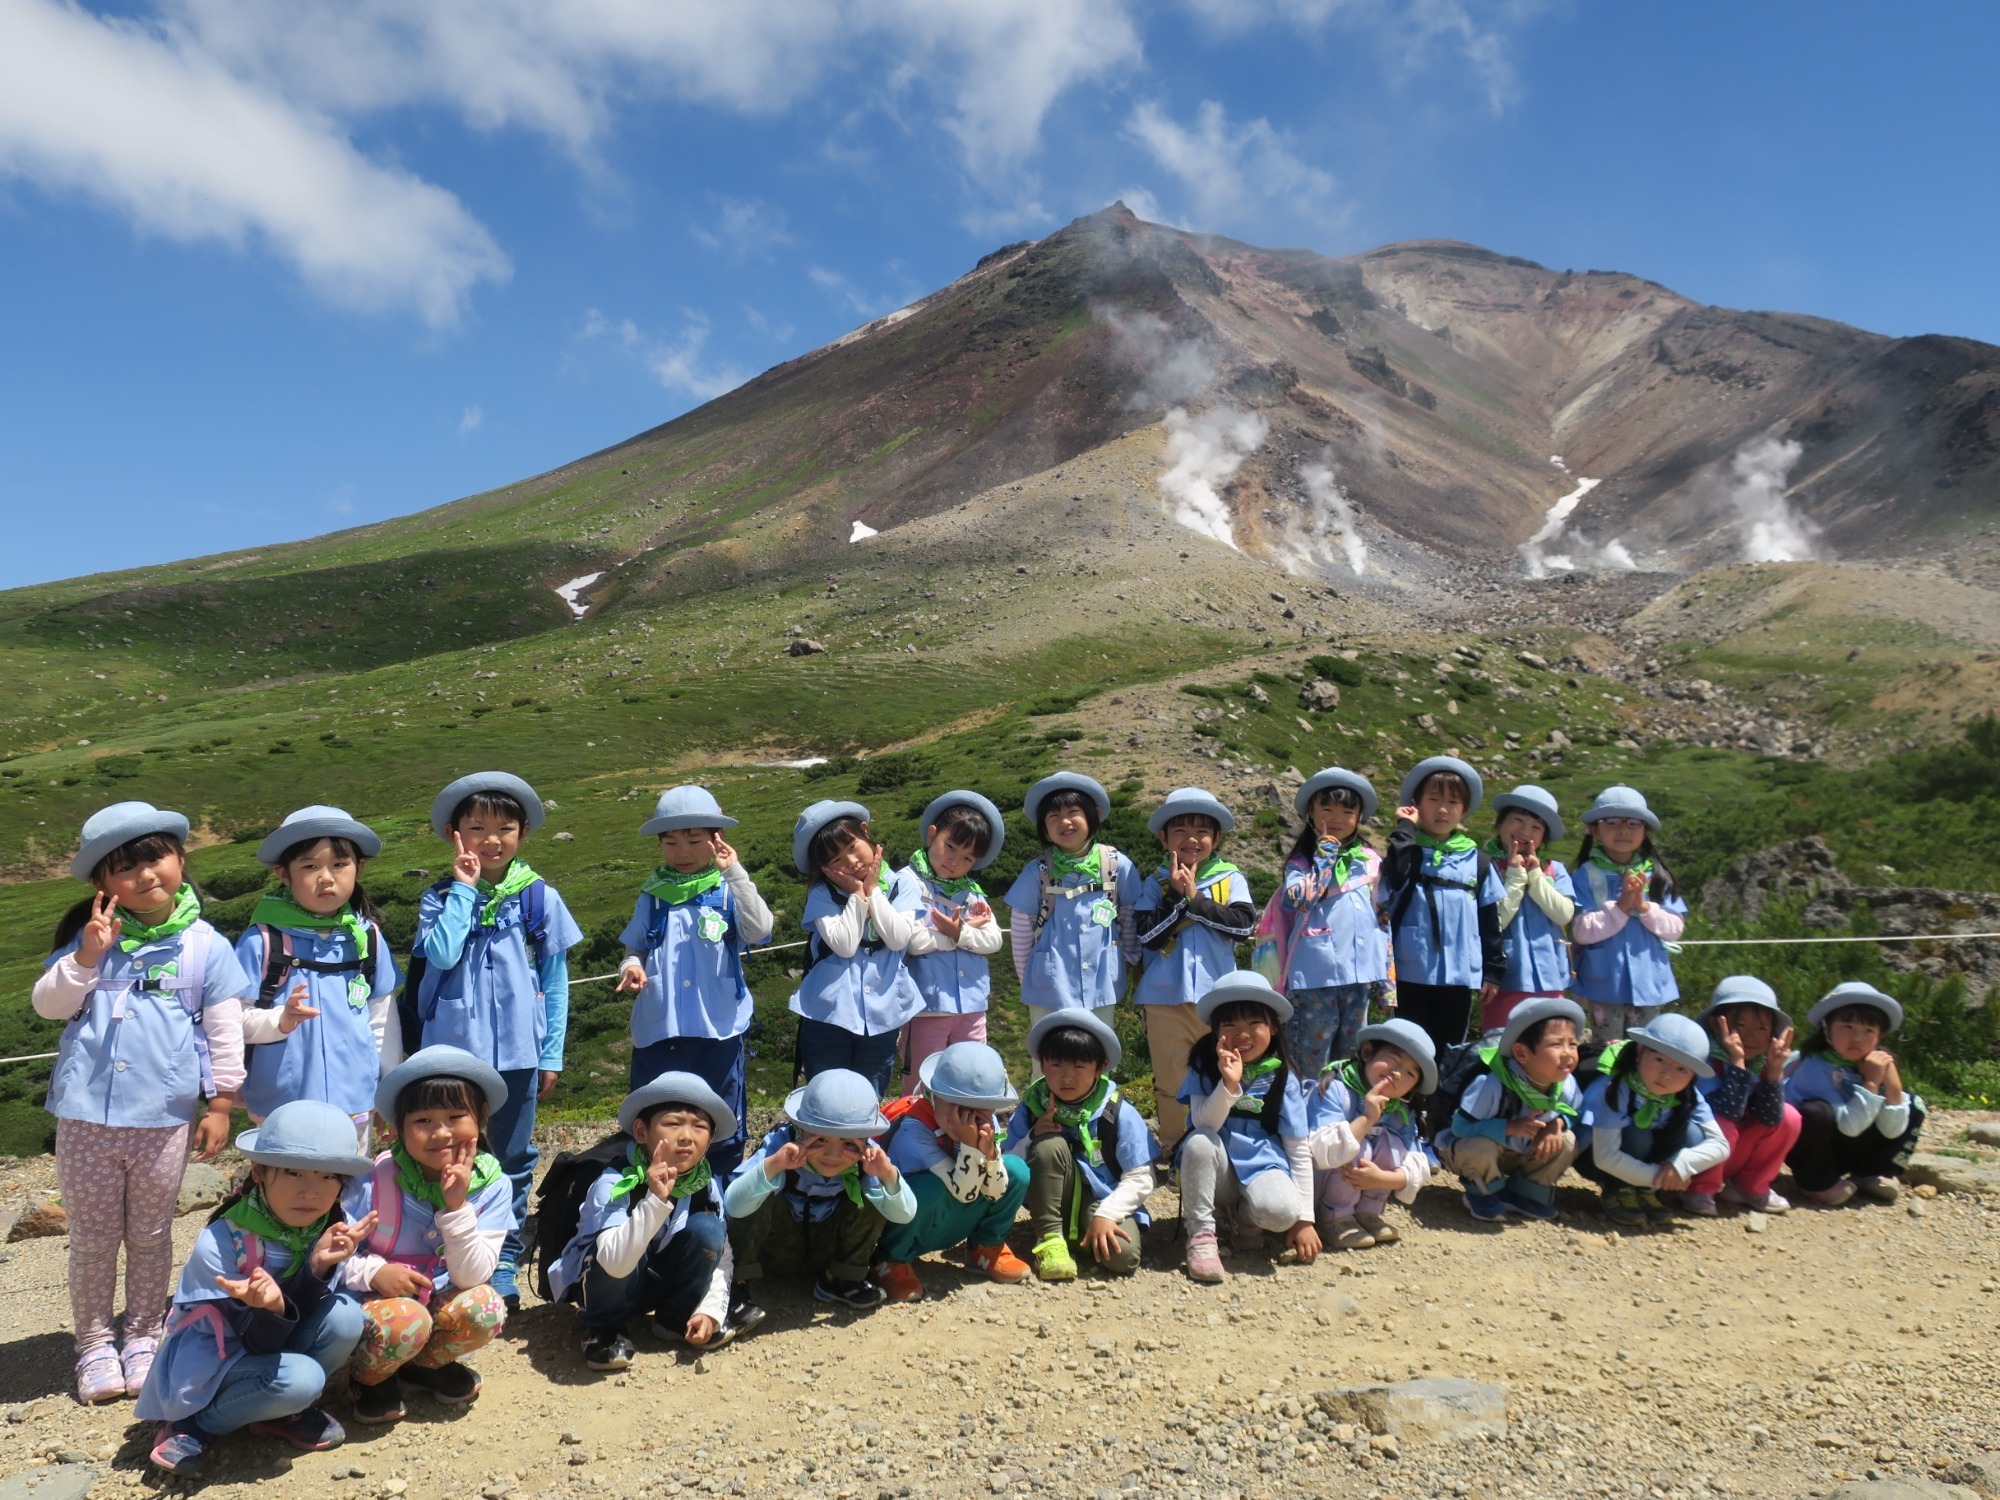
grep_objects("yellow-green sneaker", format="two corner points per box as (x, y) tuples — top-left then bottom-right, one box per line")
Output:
(1030, 1233), (1077, 1282)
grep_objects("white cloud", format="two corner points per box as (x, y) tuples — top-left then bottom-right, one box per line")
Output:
(810, 265), (898, 320)
(0, 0), (509, 326)
(691, 195), (793, 257)
(1125, 99), (1341, 234)
(458, 403), (484, 435)
(580, 308), (744, 402)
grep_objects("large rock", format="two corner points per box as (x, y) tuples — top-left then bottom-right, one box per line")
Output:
(786, 638), (827, 656)
(176, 1162), (232, 1216)
(1966, 1122), (2000, 1148)
(1299, 679), (1341, 712)
(5, 1200), (67, 1242)
(1904, 1153), (2000, 1195)
(1698, 835), (1850, 922)
(0, 1468), (97, 1500)
(1824, 1483), (1981, 1500)
(1313, 1378), (1507, 1442)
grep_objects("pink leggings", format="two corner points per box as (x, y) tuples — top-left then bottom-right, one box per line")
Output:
(54, 1118), (191, 1354)
(898, 1012), (988, 1095)
(1689, 1108), (1803, 1196)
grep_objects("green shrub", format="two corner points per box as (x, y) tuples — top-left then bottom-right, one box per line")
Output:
(1307, 655), (1367, 687)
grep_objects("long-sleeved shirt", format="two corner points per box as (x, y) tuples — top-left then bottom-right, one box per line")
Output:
(1001, 1094), (1159, 1226)
(1783, 1053), (1917, 1139)
(1569, 862), (1687, 1009)
(618, 864), (773, 1043)
(1280, 843), (1389, 990)
(414, 877), (582, 1073)
(340, 1169), (511, 1296)
(1581, 1075), (1729, 1187)
(1003, 848), (1141, 1008)
(1377, 827), (1505, 987)
(1133, 864), (1256, 1007)
(787, 875), (928, 1035)
(1493, 858), (1576, 994)
(552, 1172), (732, 1324)
(723, 1148), (919, 1224)
(1696, 1055), (1788, 1128)
(1305, 1075), (1429, 1205)
(1184, 1072), (1314, 1221)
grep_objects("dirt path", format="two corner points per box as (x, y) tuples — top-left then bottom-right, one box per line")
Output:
(2, 1117), (1998, 1500)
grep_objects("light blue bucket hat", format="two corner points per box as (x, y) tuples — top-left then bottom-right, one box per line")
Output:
(917, 1042), (1020, 1112)
(793, 799), (870, 873)
(1148, 786), (1235, 835)
(376, 1044), (509, 1124)
(430, 772), (546, 836)
(257, 805), (382, 867)
(1400, 756), (1484, 815)
(1498, 996), (1586, 1056)
(1808, 981), (1903, 1036)
(1698, 975), (1789, 1028)
(1581, 784), (1660, 832)
(235, 1100), (374, 1177)
(918, 790), (1006, 870)
(1354, 1018), (1440, 1096)
(1490, 784), (1565, 844)
(1026, 1007), (1123, 1071)
(640, 785), (738, 837)
(619, 1071), (737, 1139)
(1296, 767), (1379, 823)
(1024, 772), (1110, 826)
(1195, 969), (1295, 1026)
(71, 801), (190, 881)
(1626, 1013), (1716, 1079)
(782, 1068), (890, 1138)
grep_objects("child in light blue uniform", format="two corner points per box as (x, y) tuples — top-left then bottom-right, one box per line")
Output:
(788, 800), (929, 1095)
(1578, 1013), (1729, 1227)
(238, 806), (401, 1136)
(1435, 997), (1585, 1223)
(1278, 767), (1389, 1076)
(409, 772), (583, 1308)
(1482, 785), (1576, 1037)
(1005, 772), (1140, 1029)
(1784, 982), (1926, 1207)
(898, 792), (1008, 1089)
(139, 1102), (374, 1478)
(1307, 1018), (1436, 1250)
(614, 786), (773, 1175)
(32, 801), (251, 1405)
(1569, 785), (1686, 1040)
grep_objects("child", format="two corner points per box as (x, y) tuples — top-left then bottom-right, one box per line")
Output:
(1578, 1013), (1729, 1227)
(613, 785), (774, 1174)
(725, 1068), (917, 1309)
(1569, 786), (1686, 1041)
(1306, 1018), (1436, 1249)
(1378, 756), (1505, 1060)
(32, 801), (251, 1404)
(874, 1041), (1032, 1300)
(788, 799), (929, 1094)
(238, 806), (401, 1137)
(1435, 997), (1585, 1222)
(1176, 971), (1318, 1283)
(341, 1046), (513, 1424)
(137, 1101), (374, 1477)
(548, 1073), (743, 1372)
(1784, 982), (1926, 1206)
(898, 791), (1007, 1089)
(1005, 773), (1140, 1029)
(1482, 785), (1575, 1037)
(1003, 1009), (1157, 1282)
(1686, 976), (1801, 1215)
(1276, 767), (1389, 1077)
(410, 772), (584, 1309)
(1134, 787), (1256, 1157)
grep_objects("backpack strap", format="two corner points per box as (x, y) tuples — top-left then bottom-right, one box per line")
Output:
(367, 1153), (404, 1259)
(1257, 1063), (1290, 1138)
(178, 923), (215, 1097)
(256, 926), (294, 1008)
(1031, 844), (1122, 946)
(520, 879), (550, 968)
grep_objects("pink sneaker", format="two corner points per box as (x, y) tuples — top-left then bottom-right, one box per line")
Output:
(1185, 1230), (1226, 1284)
(76, 1347), (125, 1404)
(1719, 1182), (1791, 1214)
(1806, 1179), (1857, 1207)
(121, 1337), (158, 1397)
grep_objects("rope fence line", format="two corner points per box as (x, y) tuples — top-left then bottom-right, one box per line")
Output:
(4, 929), (1995, 1069)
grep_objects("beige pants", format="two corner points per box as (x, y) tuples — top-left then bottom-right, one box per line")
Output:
(1142, 1001), (1208, 1154)
(1439, 1130), (1580, 1193)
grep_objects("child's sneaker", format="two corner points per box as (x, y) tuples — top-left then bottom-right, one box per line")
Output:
(1322, 1216), (1374, 1250)
(813, 1274), (888, 1310)
(149, 1423), (208, 1477)
(349, 1373), (405, 1425)
(1638, 1189), (1676, 1225)
(492, 1257), (521, 1316)
(1855, 1175), (1901, 1203)
(1602, 1188), (1647, 1227)
(121, 1336), (158, 1397)
(1354, 1212), (1399, 1244)
(1680, 1192), (1720, 1217)
(75, 1347), (125, 1405)
(1030, 1234), (1077, 1283)
(401, 1360), (482, 1404)
(1806, 1179), (1857, 1207)
(1719, 1182), (1790, 1213)
(1184, 1230), (1226, 1283)
(1498, 1179), (1559, 1222)
(1228, 1218), (1267, 1252)
(1462, 1188), (1513, 1223)
(719, 1287), (768, 1343)
(965, 1243), (1030, 1284)
(874, 1260), (926, 1302)
(248, 1407), (346, 1452)
(581, 1330), (635, 1371)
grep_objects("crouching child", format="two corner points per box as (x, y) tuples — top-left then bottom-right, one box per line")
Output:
(1435, 997), (1585, 1222)
(1307, 1018), (1436, 1250)
(1577, 1014), (1730, 1227)
(1784, 982), (1927, 1207)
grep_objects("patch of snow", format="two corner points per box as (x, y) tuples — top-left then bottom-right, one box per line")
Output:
(554, 571), (604, 619)
(849, 520), (879, 543)
(1520, 478), (1601, 579)
(757, 757), (829, 769)
(1549, 455), (1569, 471)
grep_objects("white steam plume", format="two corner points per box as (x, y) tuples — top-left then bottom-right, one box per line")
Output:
(1518, 476), (1600, 578)
(1726, 435), (1819, 562)
(1159, 406), (1268, 550)
(1297, 456), (1367, 575)
(1101, 305), (1217, 407)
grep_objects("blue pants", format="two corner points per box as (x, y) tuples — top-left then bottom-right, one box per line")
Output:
(1283, 983), (1371, 1077)
(796, 1018), (899, 1098)
(572, 1212), (728, 1332)
(193, 1293), (364, 1436)
(489, 1066), (540, 1293)
(630, 1034), (749, 1175)
(876, 1156), (1030, 1263)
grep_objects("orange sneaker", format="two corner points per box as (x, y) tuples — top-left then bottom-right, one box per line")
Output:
(965, 1242), (1031, 1284)
(874, 1260), (926, 1302)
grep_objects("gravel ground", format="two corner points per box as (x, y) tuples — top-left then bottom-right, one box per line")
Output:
(2, 1115), (1998, 1500)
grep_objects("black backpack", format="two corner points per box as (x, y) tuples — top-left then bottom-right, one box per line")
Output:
(1419, 1042), (1491, 1141)
(529, 1130), (631, 1302)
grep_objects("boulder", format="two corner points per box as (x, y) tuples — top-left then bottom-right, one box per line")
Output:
(1515, 651), (1551, 670)
(1300, 679), (1341, 712)
(1823, 1483), (1980, 1500)
(1966, 1122), (2000, 1149)
(5, 1200), (67, 1242)
(786, 638), (827, 656)
(1313, 1379), (1507, 1442)
(1699, 836), (1851, 923)
(0, 1468), (98, 1500)
(1904, 1153), (2000, 1196)
(176, 1162), (232, 1216)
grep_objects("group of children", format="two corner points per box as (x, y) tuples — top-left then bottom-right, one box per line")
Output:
(29, 758), (1928, 1473)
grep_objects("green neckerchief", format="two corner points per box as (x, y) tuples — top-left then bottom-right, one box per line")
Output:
(117, 884), (201, 955)
(1595, 1045), (1681, 1129)
(1329, 1058), (1412, 1131)
(1229, 1054), (1285, 1115)
(1412, 830), (1476, 867)
(1816, 1049), (1858, 1077)
(1048, 843), (1105, 884)
(1477, 1044), (1579, 1120)
(1154, 855), (1241, 890)
(390, 1141), (504, 1210)
(1589, 852), (1654, 879)
(1319, 836), (1366, 888)
(641, 865), (723, 907)
(607, 1142), (715, 1204)
(223, 1185), (335, 1260)
(1022, 1075), (1117, 1164)
(1708, 1039), (1768, 1076)
(909, 847), (985, 902)
(249, 889), (371, 964)
(475, 860), (541, 927)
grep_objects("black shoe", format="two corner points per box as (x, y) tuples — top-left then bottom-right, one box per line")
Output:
(400, 1361), (482, 1405)
(711, 1288), (768, 1347)
(581, 1330), (634, 1371)
(349, 1373), (406, 1426)
(813, 1274), (887, 1310)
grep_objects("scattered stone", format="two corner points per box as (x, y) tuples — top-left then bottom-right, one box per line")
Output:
(0, 1468), (97, 1500)
(1824, 1482), (1980, 1500)
(1313, 1379), (1507, 1442)
(1515, 651), (1551, 670)
(1745, 1211), (1769, 1234)
(787, 638), (827, 656)
(553, 831), (576, 842)
(1966, 1122), (2000, 1149)
(175, 1162), (230, 1216)
(1905, 1154), (2000, 1196)
(6, 1201), (66, 1242)
(1300, 679), (1341, 712)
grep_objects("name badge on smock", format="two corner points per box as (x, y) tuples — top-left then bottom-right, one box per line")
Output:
(697, 910), (729, 943)
(1090, 899), (1117, 927)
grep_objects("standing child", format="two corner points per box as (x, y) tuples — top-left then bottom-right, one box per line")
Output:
(138, 1101), (374, 1477)
(1307, 1018), (1436, 1250)
(1378, 756), (1505, 1060)
(1435, 997), (1585, 1223)
(238, 806), (401, 1138)
(548, 1073), (743, 1372)
(1483, 785), (1575, 1037)
(613, 786), (773, 1174)
(1577, 1014), (1729, 1227)
(1784, 982), (1926, 1206)
(1003, 1009), (1157, 1282)
(1176, 972), (1319, 1283)
(789, 800), (929, 1094)
(898, 792), (1008, 1089)
(1569, 786), (1685, 1041)
(1277, 768), (1389, 1076)
(33, 801), (250, 1404)
(1134, 788), (1256, 1158)
(725, 1069), (917, 1310)
(1005, 773), (1140, 1030)
(341, 1047), (513, 1425)
(409, 772), (584, 1309)
(873, 1041), (1031, 1300)
(1685, 976), (1801, 1215)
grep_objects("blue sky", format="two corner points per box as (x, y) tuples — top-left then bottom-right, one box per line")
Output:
(2, 1), (1995, 589)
